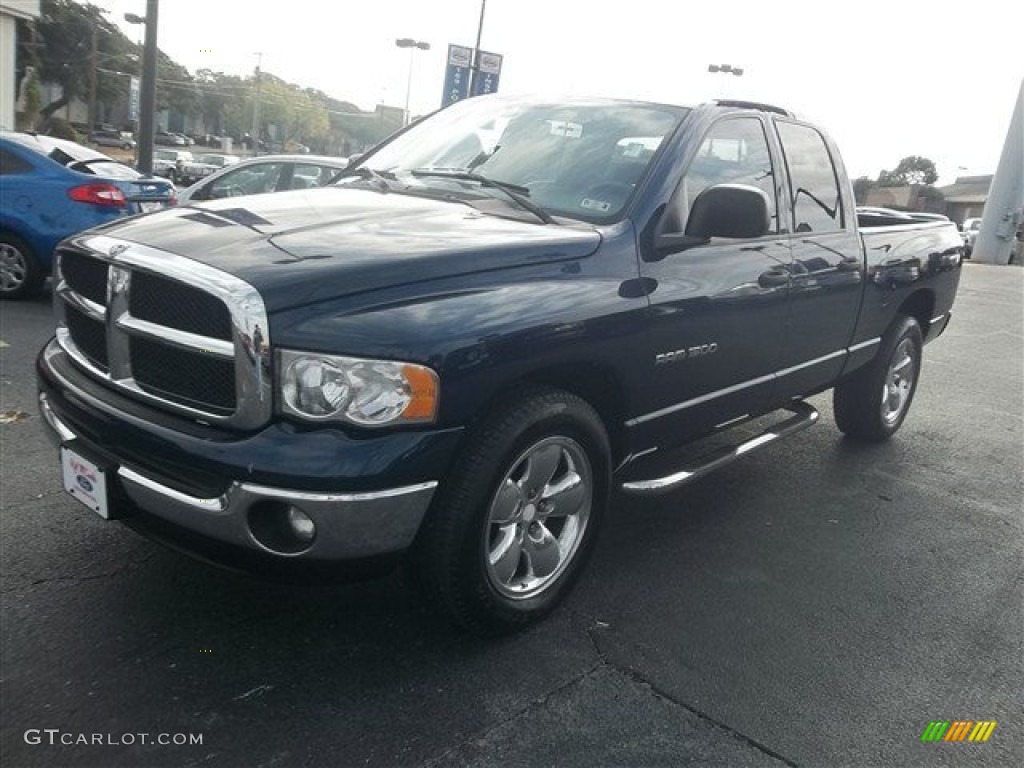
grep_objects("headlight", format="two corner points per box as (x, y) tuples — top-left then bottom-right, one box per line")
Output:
(279, 350), (438, 426)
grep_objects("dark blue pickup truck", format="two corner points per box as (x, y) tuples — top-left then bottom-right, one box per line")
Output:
(37, 96), (963, 632)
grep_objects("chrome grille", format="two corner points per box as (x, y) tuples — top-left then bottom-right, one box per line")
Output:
(64, 304), (108, 370)
(130, 337), (236, 413)
(60, 251), (109, 306)
(54, 235), (272, 429)
(130, 271), (233, 340)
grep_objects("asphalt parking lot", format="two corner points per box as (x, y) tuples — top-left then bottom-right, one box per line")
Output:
(1, 263), (1021, 768)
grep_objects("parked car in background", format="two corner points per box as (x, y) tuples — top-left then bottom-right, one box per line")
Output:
(0, 131), (175, 298)
(176, 154), (348, 204)
(89, 129), (136, 150)
(962, 217), (982, 256)
(154, 130), (187, 147)
(179, 153), (240, 185)
(152, 149), (193, 184)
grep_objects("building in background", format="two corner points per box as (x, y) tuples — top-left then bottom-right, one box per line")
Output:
(938, 175), (993, 225)
(0, 0), (40, 129)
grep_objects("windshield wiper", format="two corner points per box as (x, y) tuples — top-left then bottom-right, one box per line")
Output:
(329, 166), (396, 192)
(409, 169), (555, 225)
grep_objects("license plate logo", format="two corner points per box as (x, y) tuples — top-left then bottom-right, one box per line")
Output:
(61, 447), (110, 519)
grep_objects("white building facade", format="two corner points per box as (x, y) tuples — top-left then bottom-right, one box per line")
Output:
(1, 0), (40, 129)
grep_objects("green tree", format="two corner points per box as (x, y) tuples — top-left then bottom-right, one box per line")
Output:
(877, 156), (939, 187)
(36, 0), (132, 119)
(35, 0), (197, 125)
(852, 176), (875, 204)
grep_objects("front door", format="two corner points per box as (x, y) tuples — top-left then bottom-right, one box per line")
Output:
(632, 115), (792, 452)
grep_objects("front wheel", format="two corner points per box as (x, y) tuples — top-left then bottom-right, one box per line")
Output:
(0, 232), (44, 300)
(834, 315), (923, 441)
(414, 388), (610, 634)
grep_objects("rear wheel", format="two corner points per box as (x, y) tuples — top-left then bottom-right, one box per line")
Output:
(0, 233), (44, 300)
(834, 316), (922, 441)
(414, 388), (610, 634)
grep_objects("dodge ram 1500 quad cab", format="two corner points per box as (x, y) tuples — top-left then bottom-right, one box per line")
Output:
(38, 96), (963, 632)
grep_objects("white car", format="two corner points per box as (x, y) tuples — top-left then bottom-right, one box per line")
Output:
(962, 217), (982, 256)
(177, 154), (349, 205)
(180, 153), (240, 185)
(152, 149), (194, 184)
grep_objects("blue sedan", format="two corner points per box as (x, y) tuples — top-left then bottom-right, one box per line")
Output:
(0, 132), (176, 299)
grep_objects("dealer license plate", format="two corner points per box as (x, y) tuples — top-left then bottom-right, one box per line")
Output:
(61, 447), (110, 519)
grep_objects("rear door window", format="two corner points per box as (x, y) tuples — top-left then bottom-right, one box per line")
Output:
(776, 121), (844, 232)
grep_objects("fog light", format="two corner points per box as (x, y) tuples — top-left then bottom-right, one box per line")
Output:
(248, 500), (317, 555)
(287, 506), (316, 542)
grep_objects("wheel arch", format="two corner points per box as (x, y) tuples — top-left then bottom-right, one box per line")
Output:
(465, 362), (629, 468)
(897, 289), (935, 335)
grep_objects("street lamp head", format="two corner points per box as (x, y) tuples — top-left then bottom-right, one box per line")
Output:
(124, 12), (146, 24)
(396, 38), (430, 50)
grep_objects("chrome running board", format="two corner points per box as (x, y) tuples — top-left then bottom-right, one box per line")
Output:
(620, 401), (819, 495)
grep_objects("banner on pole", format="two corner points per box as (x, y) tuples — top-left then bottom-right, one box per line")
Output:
(129, 77), (140, 121)
(441, 44), (473, 107)
(470, 50), (503, 97)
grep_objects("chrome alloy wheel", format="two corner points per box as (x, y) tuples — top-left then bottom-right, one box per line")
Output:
(484, 436), (593, 599)
(0, 242), (28, 293)
(881, 338), (916, 425)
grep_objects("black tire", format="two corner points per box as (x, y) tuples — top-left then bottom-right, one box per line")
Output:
(0, 232), (45, 300)
(834, 315), (923, 441)
(413, 387), (610, 634)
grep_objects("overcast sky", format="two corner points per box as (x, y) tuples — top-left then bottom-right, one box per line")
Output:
(89, 0), (1022, 185)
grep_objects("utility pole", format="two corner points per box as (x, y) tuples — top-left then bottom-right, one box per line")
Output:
(87, 26), (97, 135)
(973, 79), (1023, 265)
(469, 0), (487, 94)
(136, 0), (159, 174)
(251, 52), (263, 156)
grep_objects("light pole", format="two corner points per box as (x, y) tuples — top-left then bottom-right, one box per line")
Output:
(124, 3), (158, 174)
(395, 37), (430, 127)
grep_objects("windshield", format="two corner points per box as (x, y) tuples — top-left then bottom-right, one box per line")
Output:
(357, 96), (688, 223)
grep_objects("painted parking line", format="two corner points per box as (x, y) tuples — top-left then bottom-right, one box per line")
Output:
(0, 340), (9, 348)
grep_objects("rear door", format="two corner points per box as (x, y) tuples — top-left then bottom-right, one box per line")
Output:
(633, 115), (792, 449)
(772, 120), (863, 398)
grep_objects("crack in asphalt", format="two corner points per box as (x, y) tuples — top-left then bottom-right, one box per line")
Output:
(421, 610), (799, 767)
(2, 553), (159, 594)
(421, 656), (607, 767)
(578, 614), (800, 768)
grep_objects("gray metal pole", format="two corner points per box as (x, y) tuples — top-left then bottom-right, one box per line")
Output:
(469, 0), (486, 94)
(251, 53), (262, 157)
(136, 0), (159, 175)
(973, 79), (1023, 265)
(87, 27), (97, 136)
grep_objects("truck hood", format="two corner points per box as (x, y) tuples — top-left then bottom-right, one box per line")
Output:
(93, 187), (602, 312)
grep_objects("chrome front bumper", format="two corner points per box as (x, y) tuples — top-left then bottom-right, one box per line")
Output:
(39, 392), (437, 561)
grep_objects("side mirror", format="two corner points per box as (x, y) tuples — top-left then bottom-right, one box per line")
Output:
(653, 183), (771, 257)
(685, 183), (771, 240)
